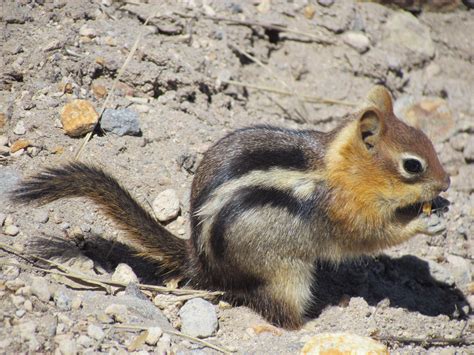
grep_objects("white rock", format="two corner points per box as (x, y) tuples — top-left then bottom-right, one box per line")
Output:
(111, 263), (139, 285)
(343, 31), (370, 54)
(18, 321), (37, 340)
(0, 135), (8, 146)
(77, 335), (93, 348)
(4, 224), (19, 236)
(87, 324), (105, 340)
(145, 326), (163, 345)
(104, 303), (128, 323)
(31, 276), (51, 302)
(301, 332), (388, 354)
(157, 334), (171, 354)
(13, 120), (26, 135)
(446, 255), (471, 286)
(152, 189), (181, 222)
(54, 289), (72, 311)
(178, 298), (218, 338)
(57, 338), (77, 355)
(79, 26), (96, 38)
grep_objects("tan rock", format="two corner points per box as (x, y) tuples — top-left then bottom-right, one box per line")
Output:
(91, 83), (107, 99)
(300, 332), (388, 355)
(303, 5), (316, 19)
(60, 99), (98, 137)
(10, 139), (31, 153)
(0, 113), (6, 130)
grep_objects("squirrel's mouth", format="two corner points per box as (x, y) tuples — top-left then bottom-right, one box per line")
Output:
(395, 196), (450, 221)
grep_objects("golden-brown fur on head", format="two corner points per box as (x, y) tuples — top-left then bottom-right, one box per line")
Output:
(324, 86), (449, 252)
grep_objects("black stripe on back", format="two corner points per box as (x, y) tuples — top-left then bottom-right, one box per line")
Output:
(210, 186), (317, 258)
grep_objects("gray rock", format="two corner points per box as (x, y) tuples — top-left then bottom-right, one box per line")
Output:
(152, 189), (181, 222)
(101, 108), (141, 136)
(111, 263), (139, 285)
(424, 259), (454, 286)
(0, 213), (5, 226)
(463, 137), (474, 161)
(178, 298), (218, 338)
(31, 276), (51, 302)
(383, 11), (435, 65)
(13, 120), (26, 135)
(33, 210), (49, 224)
(87, 324), (105, 340)
(343, 31), (370, 54)
(446, 255), (471, 286)
(54, 289), (72, 311)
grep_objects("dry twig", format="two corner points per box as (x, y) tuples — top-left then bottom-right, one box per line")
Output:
(114, 324), (233, 354)
(220, 79), (357, 106)
(0, 242), (223, 299)
(174, 11), (333, 45)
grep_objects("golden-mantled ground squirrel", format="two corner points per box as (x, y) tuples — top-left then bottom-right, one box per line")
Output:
(12, 86), (450, 329)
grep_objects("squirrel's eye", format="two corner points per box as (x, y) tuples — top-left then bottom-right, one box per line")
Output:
(403, 159), (423, 174)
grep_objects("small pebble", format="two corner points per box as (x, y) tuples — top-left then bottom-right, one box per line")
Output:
(10, 139), (30, 153)
(178, 298), (218, 338)
(0, 213), (6, 226)
(15, 309), (26, 318)
(33, 210), (49, 224)
(0, 135), (8, 146)
(111, 263), (139, 285)
(79, 25), (96, 38)
(157, 334), (172, 354)
(104, 303), (128, 323)
(57, 338), (78, 355)
(31, 276), (52, 302)
(13, 120), (26, 135)
(24, 299), (33, 312)
(4, 224), (20, 236)
(5, 278), (25, 291)
(87, 324), (105, 340)
(77, 335), (94, 348)
(71, 297), (82, 310)
(145, 326), (163, 346)
(54, 289), (72, 311)
(152, 189), (181, 222)
(343, 31), (370, 54)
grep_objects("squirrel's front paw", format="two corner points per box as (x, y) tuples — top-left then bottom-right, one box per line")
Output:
(419, 213), (446, 235)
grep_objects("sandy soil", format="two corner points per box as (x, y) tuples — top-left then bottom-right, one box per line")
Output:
(0, 1), (473, 354)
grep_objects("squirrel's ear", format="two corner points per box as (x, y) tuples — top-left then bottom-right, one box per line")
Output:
(357, 86), (393, 151)
(366, 85), (393, 114)
(358, 109), (383, 150)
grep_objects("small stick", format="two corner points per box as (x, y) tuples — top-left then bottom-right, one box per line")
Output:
(221, 79), (357, 106)
(114, 324), (233, 354)
(374, 335), (474, 346)
(174, 12), (333, 45)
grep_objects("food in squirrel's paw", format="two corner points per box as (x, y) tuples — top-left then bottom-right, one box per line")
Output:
(11, 86), (450, 329)
(422, 201), (432, 216)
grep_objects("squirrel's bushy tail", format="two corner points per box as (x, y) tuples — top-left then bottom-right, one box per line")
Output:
(11, 162), (187, 274)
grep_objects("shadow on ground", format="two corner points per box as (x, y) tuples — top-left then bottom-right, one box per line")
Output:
(309, 255), (470, 320)
(31, 234), (470, 320)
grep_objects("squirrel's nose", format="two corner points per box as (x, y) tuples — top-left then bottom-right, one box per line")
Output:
(440, 174), (450, 192)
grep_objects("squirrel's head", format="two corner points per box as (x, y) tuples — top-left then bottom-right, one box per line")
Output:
(325, 86), (450, 223)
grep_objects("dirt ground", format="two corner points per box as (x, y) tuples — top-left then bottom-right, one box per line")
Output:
(0, 0), (473, 354)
